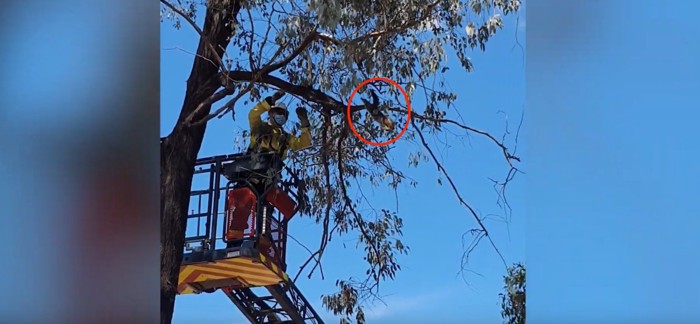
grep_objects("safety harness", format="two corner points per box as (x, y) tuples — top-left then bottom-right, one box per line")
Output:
(248, 122), (290, 156)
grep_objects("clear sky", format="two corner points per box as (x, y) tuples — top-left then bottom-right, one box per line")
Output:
(527, 1), (700, 322)
(161, 4), (526, 324)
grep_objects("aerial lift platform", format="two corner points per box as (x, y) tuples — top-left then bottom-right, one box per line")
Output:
(178, 152), (324, 323)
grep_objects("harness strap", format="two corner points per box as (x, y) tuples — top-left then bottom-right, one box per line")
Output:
(249, 123), (290, 157)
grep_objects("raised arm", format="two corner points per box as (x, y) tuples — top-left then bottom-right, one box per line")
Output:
(289, 107), (312, 151)
(249, 91), (285, 129)
(289, 127), (312, 151)
(248, 100), (271, 130)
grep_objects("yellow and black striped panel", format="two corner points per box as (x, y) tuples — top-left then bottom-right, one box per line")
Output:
(177, 253), (289, 295)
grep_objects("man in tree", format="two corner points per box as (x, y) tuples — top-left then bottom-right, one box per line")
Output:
(247, 90), (312, 158)
(225, 90), (312, 242)
(160, 0), (521, 321)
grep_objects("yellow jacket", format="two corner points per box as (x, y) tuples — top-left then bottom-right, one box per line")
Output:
(248, 100), (312, 159)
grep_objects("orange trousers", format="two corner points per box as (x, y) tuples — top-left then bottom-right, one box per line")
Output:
(225, 182), (297, 241)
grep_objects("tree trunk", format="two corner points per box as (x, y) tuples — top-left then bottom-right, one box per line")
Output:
(160, 1), (240, 323)
(160, 131), (201, 324)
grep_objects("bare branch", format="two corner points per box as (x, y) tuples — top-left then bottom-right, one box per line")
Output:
(162, 0), (243, 131)
(489, 110), (525, 224)
(295, 114), (334, 280)
(246, 7), (256, 70)
(160, 0), (229, 75)
(258, 4), (275, 63)
(306, 115), (333, 280)
(396, 108), (520, 166)
(411, 118), (507, 269)
(291, 236), (324, 283)
(182, 81), (237, 126)
(190, 84), (253, 126)
(263, 30), (319, 74)
(460, 229), (487, 280)
(337, 125), (384, 293)
(162, 46), (218, 67)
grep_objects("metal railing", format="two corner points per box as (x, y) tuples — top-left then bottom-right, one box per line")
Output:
(183, 152), (298, 270)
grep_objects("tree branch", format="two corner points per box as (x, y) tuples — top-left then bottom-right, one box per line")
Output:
(411, 118), (507, 269)
(295, 113), (334, 280)
(245, 7), (257, 70)
(337, 125), (384, 292)
(186, 37), (311, 126)
(193, 84), (252, 125)
(290, 234), (324, 283)
(195, 29), (322, 124)
(258, 4), (275, 62)
(395, 108), (521, 167)
(182, 80), (237, 127)
(262, 30), (319, 74)
(164, 0), (241, 134)
(348, 0), (440, 44)
(202, 70), (377, 115)
(187, 24), (370, 126)
(307, 113), (333, 279)
(160, 0), (230, 77)
(315, 1), (440, 50)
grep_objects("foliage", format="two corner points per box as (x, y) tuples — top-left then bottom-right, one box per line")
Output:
(500, 262), (526, 324)
(161, 0), (522, 322)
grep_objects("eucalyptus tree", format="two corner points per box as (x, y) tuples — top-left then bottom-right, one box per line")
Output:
(500, 262), (526, 324)
(160, 0), (522, 322)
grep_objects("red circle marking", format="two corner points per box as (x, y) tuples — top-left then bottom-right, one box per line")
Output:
(346, 77), (412, 147)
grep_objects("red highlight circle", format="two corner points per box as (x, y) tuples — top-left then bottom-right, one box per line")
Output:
(346, 77), (412, 147)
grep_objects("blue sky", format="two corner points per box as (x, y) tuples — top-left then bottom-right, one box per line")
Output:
(527, 1), (700, 322)
(161, 5), (526, 324)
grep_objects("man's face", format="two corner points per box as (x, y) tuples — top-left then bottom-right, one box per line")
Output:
(269, 110), (287, 127)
